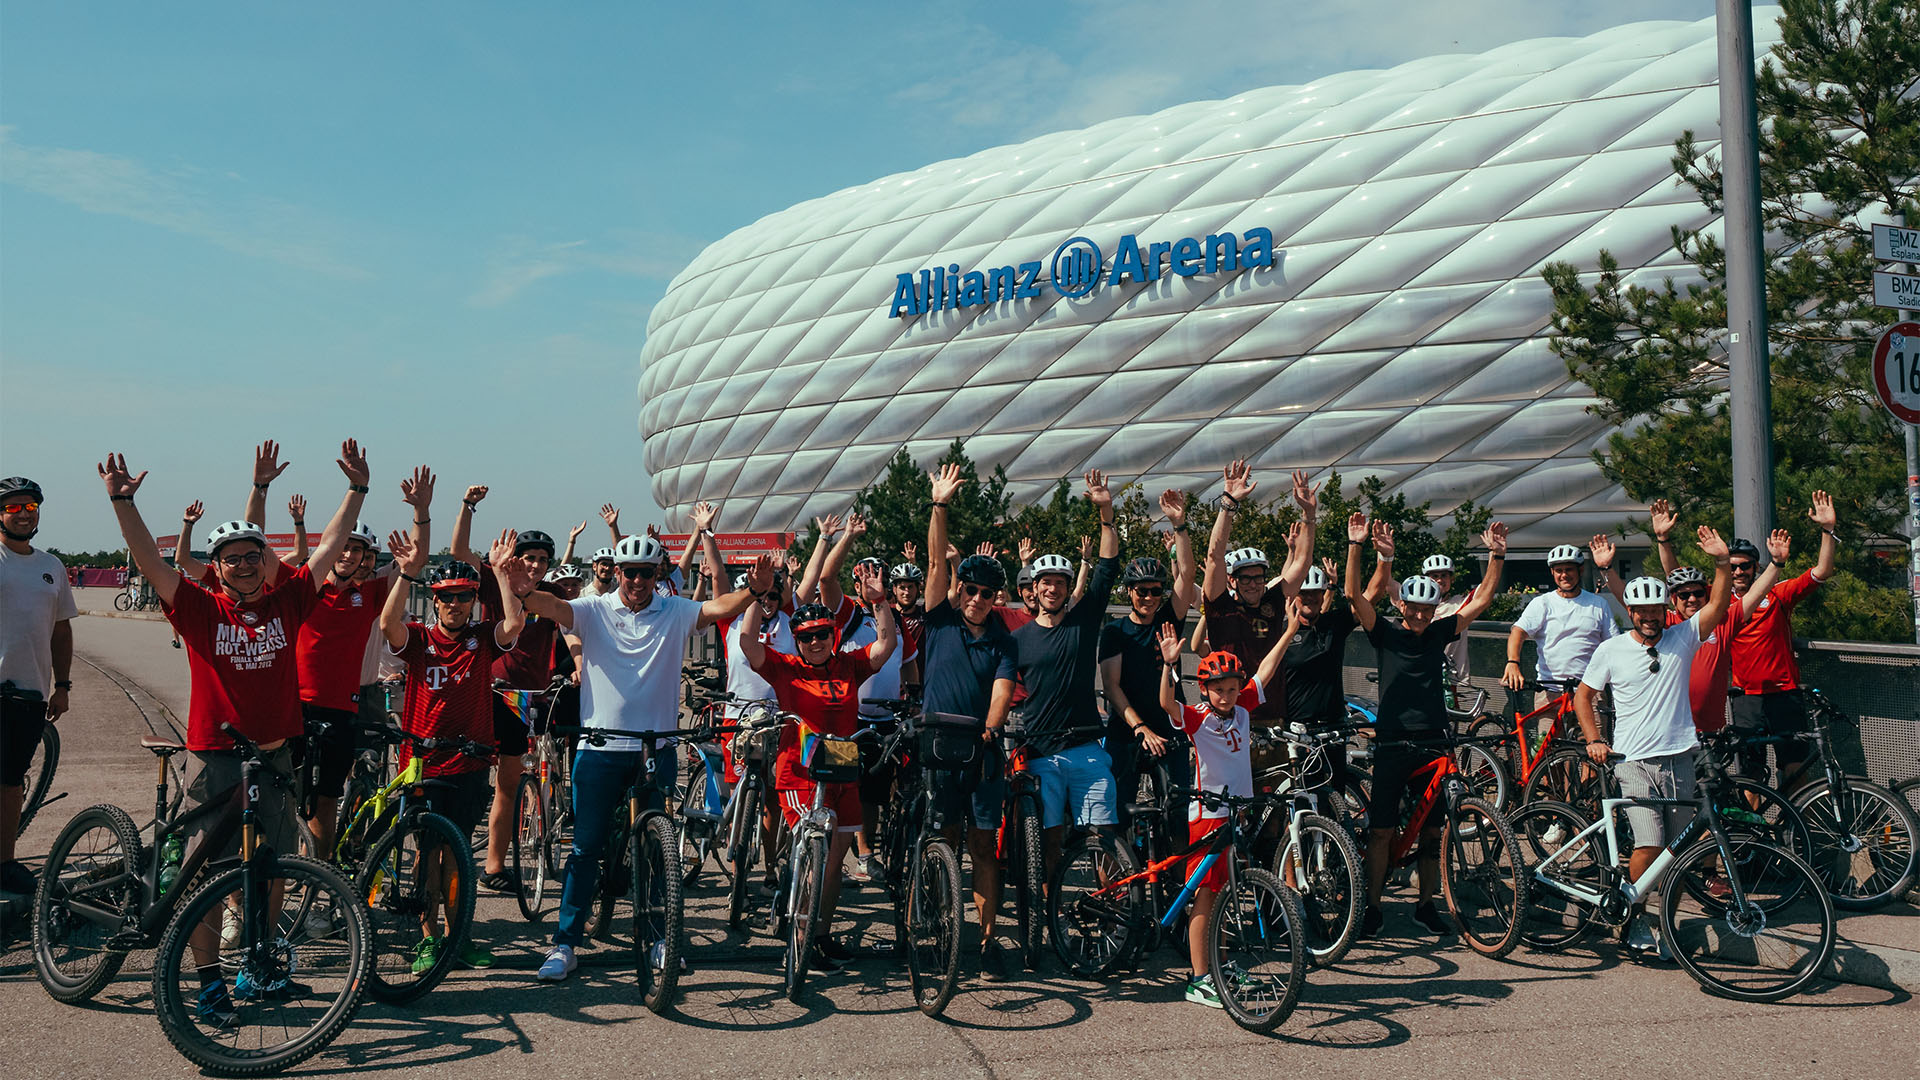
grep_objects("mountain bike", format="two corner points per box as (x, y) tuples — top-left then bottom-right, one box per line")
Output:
(1345, 685), (1506, 812)
(1508, 749), (1835, 1002)
(32, 724), (370, 1075)
(506, 676), (574, 921)
(1052, 786), (1308, 1032)
(675, 693), (758, 890)
(1467, 680), (1586, 807)
(4, 681), (64, 836)
(1768, 688), (1920, 909)
(1116, 730), (1188, 970)
(1262, 723), (1365, 967)
(554, 724), (695, 1014)
(777, 724), (874, 1004)
(867, 702), (974, 1017)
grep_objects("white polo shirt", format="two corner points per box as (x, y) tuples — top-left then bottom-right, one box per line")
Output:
(566, 591), (702, 740)
(1514, 589), (1620, 683)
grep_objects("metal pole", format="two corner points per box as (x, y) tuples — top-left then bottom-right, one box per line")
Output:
(1718, 0), (1775, 550)
(1907, 423), (1919, 643)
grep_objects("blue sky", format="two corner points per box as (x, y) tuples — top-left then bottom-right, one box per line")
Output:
(2, 1), (1717, 551)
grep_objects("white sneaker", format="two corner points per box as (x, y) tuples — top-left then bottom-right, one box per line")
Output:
(849, 856), (871, 883)
(220, 906), (243, 951)
(303, 903), (336, 940)
(859, 855), (881, 881)
(537, 944), (577, 983)
(1624, 917), (1657, 954)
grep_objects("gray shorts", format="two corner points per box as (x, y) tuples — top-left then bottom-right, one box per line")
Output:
(185, 745), (302, 860)
(1613, 752), (1696, 850)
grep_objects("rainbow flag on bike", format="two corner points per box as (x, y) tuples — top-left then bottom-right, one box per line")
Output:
(499, 689), (536, 729)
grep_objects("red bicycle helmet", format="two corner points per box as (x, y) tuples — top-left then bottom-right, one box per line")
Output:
(1195, 650), (1246, 684)
(791, 602), (838, 645)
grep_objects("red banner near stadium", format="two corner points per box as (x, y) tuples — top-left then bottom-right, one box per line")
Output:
(656, 532), (793, 565)
(153, 533), (305, 560)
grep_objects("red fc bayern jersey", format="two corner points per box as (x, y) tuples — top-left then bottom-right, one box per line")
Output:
(1730, 569), (1820, 694)
(395, 619), (505, 776)
(297, 574), (392, 710)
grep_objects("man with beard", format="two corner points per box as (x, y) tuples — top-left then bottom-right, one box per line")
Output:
(1098, 490), (1197, 819)
(0, 478), (78, 894)
(1201, 461), (1320, 726)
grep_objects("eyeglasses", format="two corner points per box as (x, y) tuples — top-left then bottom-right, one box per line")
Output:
(217, 551), (265, 568)
(620, 565), (658, 581)
(960, 584), (994, 598)
(794, 629), (833, 645)
(1131, 586), (1165, 598)
(1673, 589), (1708, 602)
(1645, 645), (1661, 675)
(2, 501), (40, 514)
(435, 590), (478, 604)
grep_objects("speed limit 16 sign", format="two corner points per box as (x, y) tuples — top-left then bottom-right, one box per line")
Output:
(1874, 322), (1920, 425)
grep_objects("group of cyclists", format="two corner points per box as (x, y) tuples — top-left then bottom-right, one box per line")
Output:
(0, 437), (1866, 1062)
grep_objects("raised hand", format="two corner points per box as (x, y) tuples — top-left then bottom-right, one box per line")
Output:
(690, 501), (719, 533)
(401, 466), (435, 510)
(488, 528), (520, 570)
(1162, 531), (1176, 553)
(1319, 556), (1339, 583)
(945, 542), (960, 565)
(599, 502), (619, 527)
(568, 520), (587, 540)
(1767, 528), (1791, 563)
(846, 513), (868, 538)
(1291, 469), (1319, 518)
(1370, 518), (1396, 559)
(1697, 525), (1729, 560)
(465, 485), (490, 506)
(1648, 498), (1676, 542)
(747, 552), (776, 594)
(645, 522), (662, 541)
(1159, 488), (1187, 529)
(1285, 594), (1304, 628)
(1808, 490), (1837, 531)
(1017, 537), (1036, 564)
(1079, 535), (1093, 560)
(1156, 620), (1183, 665)
(930, 462), (966, 505)
(1223, 459), (1256, 504)
(336, 439), (370, 488)
(854, 561), (887, 606)
(182, 500), (204, 524)
(1589, 533), (1615, 570)
(784, 553), (802, 577)
(253, 441), (290, 488)
(902, 540), (919, 565)
(975, 541), (996, 558)
(388, 531), (427, 576)
(1483, 521), (1509, 557)
(1346, 511), (1369, 545)
(816, 512), (844, 538)
(98, 453), (148, 498)
(500, 555), (539, 599)
(1285, 520), (1304, 552)
(288, 494), (307, 522)
(1084, 468), (1113, 511)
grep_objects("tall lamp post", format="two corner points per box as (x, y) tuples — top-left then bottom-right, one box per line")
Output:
(1717, 0), (1775, 551)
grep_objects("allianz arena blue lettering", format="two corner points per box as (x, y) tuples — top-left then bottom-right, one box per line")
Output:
(888, 226), (1276, 318)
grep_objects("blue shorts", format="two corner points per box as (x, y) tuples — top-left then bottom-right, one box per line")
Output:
(1031, 741), (1117, 829)
(934, 773), (1006, 832)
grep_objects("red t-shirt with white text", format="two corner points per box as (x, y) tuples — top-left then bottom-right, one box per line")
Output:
(164, 566), (318, 750)
(395, 620), (505, 777)
(298, 575), (392, 710)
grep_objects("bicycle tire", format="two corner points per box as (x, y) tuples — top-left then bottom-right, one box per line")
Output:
(1661, 838), (1835, 1002)
(585, 810), (630, 941)
(635, 813), (684, 1013)
(113, 591), (132, 611)
(725, 785), (760, 929)
(151, 854), (370, 1077)
(1897, 778), (1920, 901)
(17, 723), (60, 837)
(1273, 811), (1364, 967)
(1208, 867), (1307, 1033)
(31, 803), (143, 1003)
(1521, 746), (1608, 816)
(513, 776), (548, 922)
(904, 837), (964, 1017)
(1790, 777), (1920, 909)
(1506, 800), (1602, 951)
(1452, 740), (1511, 811)
(1441, 794), (1527, 958)
(1467, 715), (1513, 783)
(784, 829), (824, 1004)
(1018, 806), (1046, 968)
(1705, 777), (1816, 906)
(1048, 831), (1139, 979)
(676, 751), (713, 889)
(357, 810), (475, 1003)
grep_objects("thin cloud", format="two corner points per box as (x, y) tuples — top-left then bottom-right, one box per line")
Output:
(0, 126), (367, 278)
(469, 235), (695, 307)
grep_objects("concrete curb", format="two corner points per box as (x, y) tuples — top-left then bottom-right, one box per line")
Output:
(77, 609), (168, 623)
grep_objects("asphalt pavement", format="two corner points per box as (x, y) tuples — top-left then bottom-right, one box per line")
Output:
(1, 594), (1914, 1079)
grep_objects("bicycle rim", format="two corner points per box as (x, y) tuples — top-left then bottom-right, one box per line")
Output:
(1442, 796), (1526, 958)
(1452, 742), (1511, 811)
(151, 856), (370, 1076)
(905, 839), (963, 1016)
(513, 777), (546, 921)
(1523, 749), (1607, 818)
(1507, 800), (1601, 950)
(785, 833), (822, 1003)
(1048, 833), (1138, 979)
(1277, 814), (1363, 967)
(358, 812), (475, 1003)
(1662, 840), (1835, 1002)
(31, 803), (142, 1003)
(1208, 868), (1306, 1033)
(1794, 780), (1920, 908)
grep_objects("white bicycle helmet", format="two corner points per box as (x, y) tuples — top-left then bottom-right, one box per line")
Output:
(1546, 544), (1585, 567)
(592, 546), (615, 564)
(1666, 566), (1707, 589)
(1401, 575), (1444, 605)
(612, 535), (666, 565)
(1300, 565), (1332, 591)
(1622, 576), (1668, 606)
(545, 563), (588, 582)
(348, 522), (379, 551)
(1225, 547), (1269, 572)
(1030, 553), (1074, 579)
(1422, 553), (1454, 574)
(205, 520), (268, 556)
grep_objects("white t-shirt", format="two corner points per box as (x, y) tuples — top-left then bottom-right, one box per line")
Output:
(566, 591), (703, 740)
(1176, 676), (1265, 821)
(843, 606), (916, 716)
(721, 607), (792, 714)
(1580, 615), (1705, 761)
(1515, 590), (1620, 683)
(0, 546), (79, 695)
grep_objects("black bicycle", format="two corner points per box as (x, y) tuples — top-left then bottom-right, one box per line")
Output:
(1767, 688), (1920, 909)
(32, 724), (371, 1075)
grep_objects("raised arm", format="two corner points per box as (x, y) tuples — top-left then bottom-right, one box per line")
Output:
(560, 519), (585, 566)
(98, 454), (181, 607)
(686, 502), (721, 584)
(1454, 522), (1509, 623)
(855, 564), (898, 668)
(287, 494), (310, 567)
(176, 500), (208, 581)
(1807, 490), (1838, 581)
(305, 440), (371, 595)
(397, 465), (435, 578)
(1072, 535), (1092, 604)
(488, 531), (528, 649)
(737, 588), (769, 670)
(1693, 526), (1735, 637)
(1203, 460), (1255, 603)
(1251, 604), (1292, 690)
(246, 440), (289, 533)
(1744, 529), (1790, 610)
(452, 484), (487, 566)
(926, 464), (963, 604)
(1589, 533), (1626, 607)
(1155, 621), (1184, 719)
(1366, 518), (1396, 604)
(819, 513), (865, 612)
(795, 513), (841, 606)
(1649, 498), (1681, 577)
(1344, 512), (1378, 632)
(600, 503), (623, 544)
(380, 530), (424, 650)
(1161, 489), (1196, 619)
(1278, 469), (1319, 597)
(699, 553), (772, 631)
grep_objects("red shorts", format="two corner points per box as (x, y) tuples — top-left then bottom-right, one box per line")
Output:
(779, 783), (862, 834)
(722, 736), (740, 785)
(1186, 817), (1229, 892)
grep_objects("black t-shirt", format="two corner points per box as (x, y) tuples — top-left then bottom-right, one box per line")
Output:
(1283, 605), (1356, 726)
(1368, 614), (1461, 737)
(1012, 556), (1119, 757)
(1203, 587), (1286, 721)
(1098, 606), (1186, 742)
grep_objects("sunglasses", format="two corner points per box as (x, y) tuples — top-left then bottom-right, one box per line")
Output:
(1232, 571), (1265, 581)
(435, 590), (478, 604)
(1131, 586), (1165, 598)
(1645, 645), (1661, 675)
(960, 584), (994, 598)
(794, 629), (833, 645)
(217, 551), (265, 568)
(1729, 561), (1756, 572)
(620, 565), (659, 581)
(1673, 589), (1708, 602)
(2, 501), (40, 514)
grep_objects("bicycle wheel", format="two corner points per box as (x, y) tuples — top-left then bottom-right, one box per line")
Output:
(676, 752), (715, 889)
(1898, 778), (1920, 901)
(1452, 740), (1511, 811)
(331, 778), (383, 871)
(1017, 808), (1046, 968)
(113, 591), (133, 611)
(1048, 831), (1139, 979)
(17, 723), (60, 837)
(1441, 795), (1527, 958)
(31, 803), (143, 1003)
(151, 854), (370, 1077)
(1468, 716), (1512, 782)
(903, 837), (963, 1017)
(585, 811), (630, 941)
(513, 776), (549, 922)
(1707, 777), (1815, 902)
(1273, 811), (1364, 967)
(1790, 778), (1920, 909)
(356, 811), (475, 1003)
(784, 830), (824, 1004)
(1661, 838), (1835, 1002)
(634, 813), (684, 1014)
(1207, 867), (1306, 1033)
(1522, 746), (1608, 817)
(1506, 800), (1602, 950)
(725, 785), (761, 929)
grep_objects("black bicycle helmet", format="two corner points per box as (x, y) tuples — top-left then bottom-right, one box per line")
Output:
(0, 477), (44, 502)
(1122, 556), (1167, 586)
(515, 530), (556, 557)
(1727, 537), (1761, 563)
(956, 553), (1007, 590)
(427, 561), (483, 590)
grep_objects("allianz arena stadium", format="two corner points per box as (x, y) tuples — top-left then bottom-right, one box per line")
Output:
(638, 12), (1781, 548)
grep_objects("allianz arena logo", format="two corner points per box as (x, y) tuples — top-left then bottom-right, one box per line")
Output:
(888, 226), (1277, 318)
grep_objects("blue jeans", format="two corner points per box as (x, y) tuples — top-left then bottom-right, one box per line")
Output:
(553, 747), (677, 948)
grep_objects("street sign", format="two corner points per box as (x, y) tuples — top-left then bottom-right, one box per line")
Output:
(1875, 270), (1920, 310)
(1874, 222), (1920, 263)
(1873, 322), (1920, 424)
